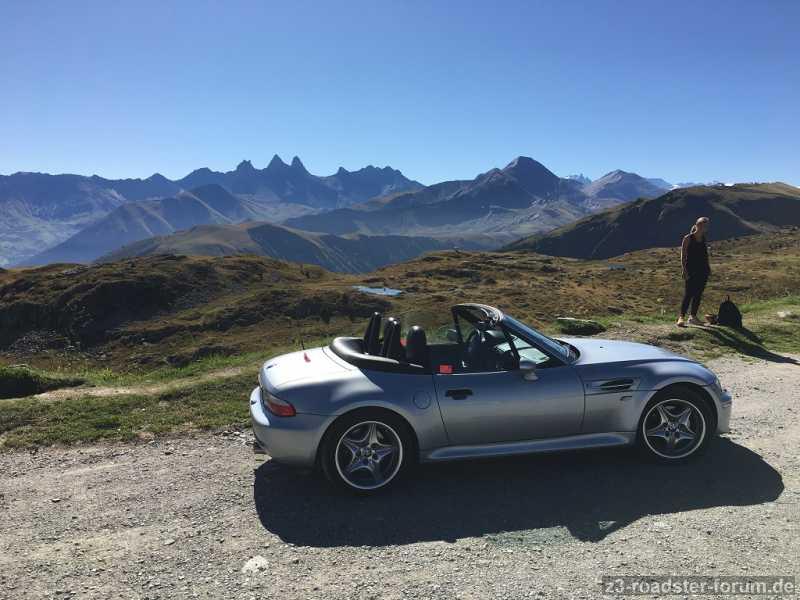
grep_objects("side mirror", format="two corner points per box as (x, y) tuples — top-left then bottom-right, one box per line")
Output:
(519, 357), (538, 381)
(445, 328), (459, 343)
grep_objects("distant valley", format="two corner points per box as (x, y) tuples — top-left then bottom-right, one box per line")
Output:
(100, 221), (478, 273)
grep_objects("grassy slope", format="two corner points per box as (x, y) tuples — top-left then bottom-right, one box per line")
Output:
(507, 183), (800, 259)
(1, 230), (799, 449)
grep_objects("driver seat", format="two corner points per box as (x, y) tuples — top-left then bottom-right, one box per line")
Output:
(466, 327), (492, 372)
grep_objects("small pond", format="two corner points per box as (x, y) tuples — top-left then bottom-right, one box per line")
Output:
(353, 285), (403, 297)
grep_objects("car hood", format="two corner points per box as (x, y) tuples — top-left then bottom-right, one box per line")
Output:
(560, 337), (693, 367)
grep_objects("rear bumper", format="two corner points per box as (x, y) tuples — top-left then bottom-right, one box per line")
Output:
(249, 387), (330, 467)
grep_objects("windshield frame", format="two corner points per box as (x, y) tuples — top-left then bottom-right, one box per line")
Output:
(500, 315), (575, 364)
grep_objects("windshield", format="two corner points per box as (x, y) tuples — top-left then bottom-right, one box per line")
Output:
(502, 315), (573, 362)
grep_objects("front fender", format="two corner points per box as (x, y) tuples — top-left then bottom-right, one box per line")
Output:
(580, 359), (717, 434)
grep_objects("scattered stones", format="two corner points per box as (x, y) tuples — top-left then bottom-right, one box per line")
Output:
(241, 556), (269, 574)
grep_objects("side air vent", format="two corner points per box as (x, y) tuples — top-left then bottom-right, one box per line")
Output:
(585, 378), (638, 394)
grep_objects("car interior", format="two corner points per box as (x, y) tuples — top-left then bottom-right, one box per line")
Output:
(330, 307), (547, 375)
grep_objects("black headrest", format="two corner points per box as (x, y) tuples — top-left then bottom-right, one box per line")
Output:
(381, 318), (404, 361)
(405, 325), (429, 369)
(363, 312), (382, 355)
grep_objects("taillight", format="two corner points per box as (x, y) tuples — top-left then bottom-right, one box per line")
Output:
(262, 389), (296, 417)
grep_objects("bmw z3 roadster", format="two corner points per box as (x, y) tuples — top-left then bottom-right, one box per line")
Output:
(250, 303), (731, 493)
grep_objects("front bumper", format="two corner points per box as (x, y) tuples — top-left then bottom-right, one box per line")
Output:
(707, 385), (732, 434)
(717, 390), (732, 434)
(249, 387), (331, 467)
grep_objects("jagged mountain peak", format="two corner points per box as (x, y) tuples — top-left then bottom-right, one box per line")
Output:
(290, 156), (307, 172)
(235, 159), (256, 172)
(504, 156), (549, 171)
(266, 154), (287, 170)
(566, 173), (592, 185)
(599, 169), (638, 180)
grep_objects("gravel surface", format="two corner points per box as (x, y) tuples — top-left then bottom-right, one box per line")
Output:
(2, 354), (798, 599)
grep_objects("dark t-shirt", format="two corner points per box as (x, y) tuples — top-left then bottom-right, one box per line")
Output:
(685, 235), (710, 278)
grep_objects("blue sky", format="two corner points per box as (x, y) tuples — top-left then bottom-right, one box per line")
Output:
(2, 0), (798, 185)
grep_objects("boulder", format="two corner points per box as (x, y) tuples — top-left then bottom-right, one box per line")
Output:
(555, 317), (606, 336)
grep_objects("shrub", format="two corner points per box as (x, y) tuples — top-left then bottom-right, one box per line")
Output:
(0, 366), (83, 400)
(555, 317), (606, 336)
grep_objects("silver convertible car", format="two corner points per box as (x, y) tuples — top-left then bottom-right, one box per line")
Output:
(250, 304), (731, 493)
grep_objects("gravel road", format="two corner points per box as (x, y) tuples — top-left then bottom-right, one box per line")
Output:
(2, 354), (798, 599)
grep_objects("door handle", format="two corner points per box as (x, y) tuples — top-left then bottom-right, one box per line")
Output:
(445, 388), (473, 400)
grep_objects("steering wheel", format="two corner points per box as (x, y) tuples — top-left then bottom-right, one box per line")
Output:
(466, 329), (481, 346)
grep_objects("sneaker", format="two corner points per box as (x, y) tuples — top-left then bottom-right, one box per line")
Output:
(687, 315), (702, 326)
(676, 316), (687, 327)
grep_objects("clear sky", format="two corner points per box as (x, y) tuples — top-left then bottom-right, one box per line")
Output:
(2, 0), (797, 185)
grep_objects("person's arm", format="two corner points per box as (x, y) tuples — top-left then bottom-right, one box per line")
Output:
(680, 235), (690, 279)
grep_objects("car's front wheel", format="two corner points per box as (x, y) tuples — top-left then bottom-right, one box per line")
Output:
(320, 409), (413, 494)
(638, 386), (713, 461)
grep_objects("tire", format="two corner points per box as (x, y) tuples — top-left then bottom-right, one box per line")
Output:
(320, 408), (414, 494)
(637, 385), (714, 462)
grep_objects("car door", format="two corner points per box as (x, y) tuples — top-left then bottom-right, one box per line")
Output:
(433, 364), (585, 445)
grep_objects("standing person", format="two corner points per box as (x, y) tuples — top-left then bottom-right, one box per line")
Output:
(677, 217), (711, 327)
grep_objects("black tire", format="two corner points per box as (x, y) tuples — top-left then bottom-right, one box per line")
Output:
(320, 408), (415, 494)
(637, 385), (714, 463)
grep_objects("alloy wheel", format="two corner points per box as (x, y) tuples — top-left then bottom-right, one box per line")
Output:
(334, 421), (403, 490)
(642, 398), (706, 459)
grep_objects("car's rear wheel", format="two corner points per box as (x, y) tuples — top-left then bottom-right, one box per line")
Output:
(320, 409), (413, 494)
(638, 386), (713, 462)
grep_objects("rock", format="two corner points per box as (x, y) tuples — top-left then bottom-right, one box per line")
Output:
(241, 556), (269, 574)
(163, 538), (176, 546)
(555, 317), (606, 336)
(777, 310), (796, 319)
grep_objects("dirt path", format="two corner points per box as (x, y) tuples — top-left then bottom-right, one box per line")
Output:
(31, 365), (251, 402)
(1, 355), (798, 599)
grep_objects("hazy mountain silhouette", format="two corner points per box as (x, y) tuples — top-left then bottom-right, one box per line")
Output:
(24, 185), (278, 265)
(285, 157), (662, 245)
(0, 158), (421, 266)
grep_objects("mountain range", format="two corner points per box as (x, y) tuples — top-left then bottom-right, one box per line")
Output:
(284, 157), (670, 244)
(0, 157), (422, 266)
(6, 155), (675, 270)
(507, 182), (800, 259)
(100, 221), (478, 273)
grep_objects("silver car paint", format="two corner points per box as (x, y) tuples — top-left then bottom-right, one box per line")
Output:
(433, 364), (584, 445)
(251, 334), (731, 468)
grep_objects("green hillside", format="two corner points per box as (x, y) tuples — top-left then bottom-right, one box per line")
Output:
(507, 183), (800, 259)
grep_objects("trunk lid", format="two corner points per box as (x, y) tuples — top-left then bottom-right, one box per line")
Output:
(260, 346), (351, 391)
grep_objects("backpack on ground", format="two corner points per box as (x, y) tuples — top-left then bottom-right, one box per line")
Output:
(717, 296), (743, 328)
